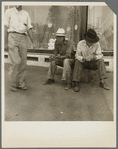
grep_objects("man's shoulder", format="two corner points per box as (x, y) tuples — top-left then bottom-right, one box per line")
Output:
(5, 7), (15, 13)
(94, 42), (100, 47)
(95, 42), (100, 45)
(78, 40), (86, 45)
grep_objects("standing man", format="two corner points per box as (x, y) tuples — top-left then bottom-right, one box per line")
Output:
(72, 29), (110, 92)
(4, 5), (34, 91)
(43, 28), (75, 90)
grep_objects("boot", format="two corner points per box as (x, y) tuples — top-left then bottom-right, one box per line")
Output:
(65, 83), (71, 90)
(73, 81), (80, 92)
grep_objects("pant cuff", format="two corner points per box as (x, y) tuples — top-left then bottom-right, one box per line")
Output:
(100, 76), (108, 80)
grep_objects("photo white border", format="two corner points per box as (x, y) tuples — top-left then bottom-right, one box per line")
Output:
(2, 2), (116, 147)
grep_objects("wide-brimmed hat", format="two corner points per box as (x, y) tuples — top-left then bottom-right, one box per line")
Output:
(56, 28), (65, 36)
(84, 29), (99, 43)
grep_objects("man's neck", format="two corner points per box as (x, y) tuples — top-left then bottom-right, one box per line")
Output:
(86, 41), (93, 48)
(57, 39), (65, 45)
(16, 7), (22, 12)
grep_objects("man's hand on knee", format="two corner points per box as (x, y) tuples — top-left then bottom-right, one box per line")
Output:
(49, 55), (56, 61)
(91, 55), (97, 61)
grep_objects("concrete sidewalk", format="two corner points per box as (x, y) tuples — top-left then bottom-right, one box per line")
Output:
(5, 63), (113, 121)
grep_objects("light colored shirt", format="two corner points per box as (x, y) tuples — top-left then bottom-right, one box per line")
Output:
(75, 40), (103, 62)
(4, 7), (33, 34)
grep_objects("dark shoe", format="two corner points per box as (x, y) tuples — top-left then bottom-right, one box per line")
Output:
(65, 83), (71, 90)
(17, 82), (27, 90)
(100, 82), (110, 90)
(43, 79), (55, 85)
(10, 86), (17, 92)
(73, 82), (80, 92)
(17, 86), (27, 90)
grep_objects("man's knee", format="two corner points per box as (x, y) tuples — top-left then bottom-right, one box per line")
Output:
(97, 59), (105, 64)
(51, 60), (56, 65)
(14, 58), (21, 65)
(63, 59), (75, 68)
(98, 59), (104, 62)
(75, 59), (81, 65)
(63, 58), (70, 65)
(9, 53), (21, 65)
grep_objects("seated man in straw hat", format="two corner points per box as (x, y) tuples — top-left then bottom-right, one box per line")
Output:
(72, 29), (110, 92)
(43, 28), (75, 90)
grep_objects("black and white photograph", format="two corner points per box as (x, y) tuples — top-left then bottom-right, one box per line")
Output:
(2, 1), (116, 148)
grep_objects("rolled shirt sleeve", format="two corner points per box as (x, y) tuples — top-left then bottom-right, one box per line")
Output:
(95, 42), (103, 60)
(75, 42), (84, 62)
(27, 12), (33, 30)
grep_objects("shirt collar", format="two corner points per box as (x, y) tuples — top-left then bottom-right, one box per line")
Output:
(84, 40), (95, 48)
(14, 7), (23, 14)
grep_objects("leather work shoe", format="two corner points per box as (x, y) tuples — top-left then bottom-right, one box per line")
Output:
(65, 83), (71, 90)
(100, 82), (110, 90)
(73, 81), (80, 92)
(17, 86), (27, 90)
(43, 79), (55, 85)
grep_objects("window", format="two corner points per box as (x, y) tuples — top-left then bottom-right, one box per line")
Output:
(88, 6), (114, 52)
(4, 5), (88, 50)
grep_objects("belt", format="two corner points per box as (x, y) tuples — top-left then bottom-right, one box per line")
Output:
(9, 31), (26, 35)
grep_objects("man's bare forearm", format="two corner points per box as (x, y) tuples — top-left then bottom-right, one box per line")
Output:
(27, 28), (33, 43)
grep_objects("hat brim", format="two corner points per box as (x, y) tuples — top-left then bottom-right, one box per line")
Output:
(56, 33), (65, 36)
(84, 34), (99, 43)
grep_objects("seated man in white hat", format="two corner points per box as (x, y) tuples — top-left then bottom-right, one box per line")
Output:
(43, 28), (75, 90)
(72, 29), (110, 92)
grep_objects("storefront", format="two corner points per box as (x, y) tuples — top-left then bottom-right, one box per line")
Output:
(4, 5), (88, 50)
(4, 5), (114, 52)
(4, 5), (114, 71)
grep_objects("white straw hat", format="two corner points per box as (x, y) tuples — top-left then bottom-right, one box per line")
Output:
(56, 28), (65, 36)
